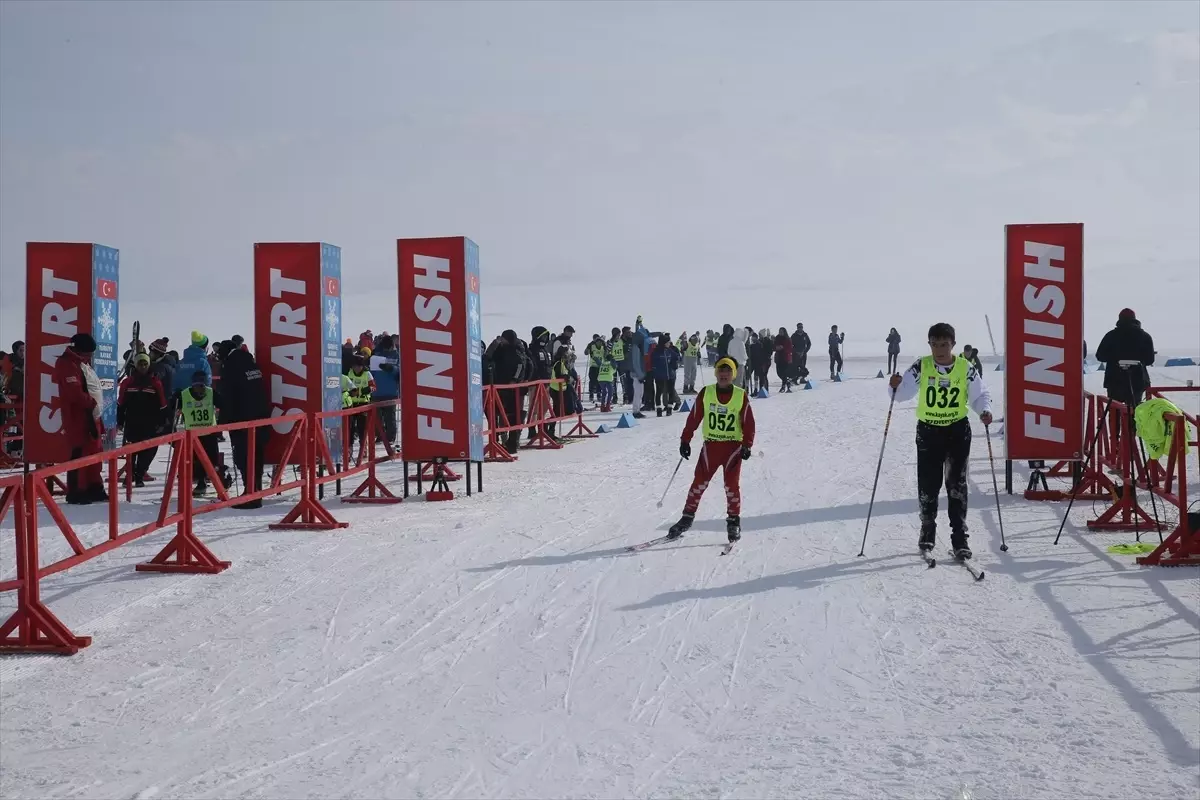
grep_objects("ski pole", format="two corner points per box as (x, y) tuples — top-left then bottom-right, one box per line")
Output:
(858, 387), (896, 557)
(656, 456), (685, 508)
(1054, 392), (1115, 545)
(984, 423), (1007, 551)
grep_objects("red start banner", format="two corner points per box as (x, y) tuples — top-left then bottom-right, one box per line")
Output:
(397, 236), (485, 464)
(253, 242), (342, 463)
(24, 242), (121, 464)
(1004, 223), (1085, 461)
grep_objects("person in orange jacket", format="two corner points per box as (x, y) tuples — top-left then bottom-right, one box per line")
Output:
(53, 333), (107, 504)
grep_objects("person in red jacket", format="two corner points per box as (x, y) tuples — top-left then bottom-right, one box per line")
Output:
(668, 357), (756, 543)
(774, 327), (794, 393)
(53, 333), (107, 504)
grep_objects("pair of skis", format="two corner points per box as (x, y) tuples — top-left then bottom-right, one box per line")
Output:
(921, 548), (985, 581)
(626, 534), (736, 557)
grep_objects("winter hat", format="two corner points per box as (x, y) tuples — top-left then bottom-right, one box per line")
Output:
(134, 353), (151, 366)
(715, 357), (738, 378)
(11, 340), (23, 351)
(1119, 308), (1136, 321)
(191, 330), (208, 348)
(149, 338), (168, 355)
(70, 333), (97, 353)
(230, 334), (244, 347)
(501, 329), (518, 344)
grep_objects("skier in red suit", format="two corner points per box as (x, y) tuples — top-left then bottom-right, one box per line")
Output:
(53, 333), (107, 504)
(668, 357), (756, 543)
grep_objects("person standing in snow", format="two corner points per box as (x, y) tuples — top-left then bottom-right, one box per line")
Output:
(116, 353), (168, 486)
(682, 333), (701, 394)
(651, 333), (680, 417)
(888, 322), (993, 560)
(886, 328), (901, 374)
(774, 327), (794, 392)
(172, 331), (213, 404)
(828, 325), (845, 379)
(668, 357), (756, 544)
(791, 324), (811, 383)
(216, 342), (272, 507)
(585, 334), (606, 404)
(54, 334), (108, 504)
(727, 326), (749, 389)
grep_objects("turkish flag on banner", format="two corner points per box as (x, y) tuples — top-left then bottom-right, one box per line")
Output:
(97, 278), (117, 299)
(323, 276), (340, 296)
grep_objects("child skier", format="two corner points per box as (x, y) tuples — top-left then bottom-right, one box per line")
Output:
(888, 322), (992, 559)
(596, 348), (617, 412)
(668, 357), (756, 543)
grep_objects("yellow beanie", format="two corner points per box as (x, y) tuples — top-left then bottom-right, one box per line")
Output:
(715, 357), (738, 378)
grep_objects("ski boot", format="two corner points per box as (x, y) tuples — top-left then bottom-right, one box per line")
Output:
(918, 523), (936, 553)
(726, 515), (741, 542)
(951, 531), (972, 560)
(656, 408), (663, 418)
(668, 513), (694, 540)
(666, 407), (673, 416)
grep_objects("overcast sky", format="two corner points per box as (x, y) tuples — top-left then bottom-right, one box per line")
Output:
(2, 0), (1197, 355)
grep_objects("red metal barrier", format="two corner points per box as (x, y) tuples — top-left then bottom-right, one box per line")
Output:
(1136, 413), (1199, 566)
(314, 402), (402, 506)
(271, 412), (348, 529)
(1021, 392), (1156, 531)
(0, 432), (198, 653)
(481, 379), (597, 463)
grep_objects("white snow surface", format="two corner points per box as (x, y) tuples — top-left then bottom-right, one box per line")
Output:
(2, 362), (1199, 800)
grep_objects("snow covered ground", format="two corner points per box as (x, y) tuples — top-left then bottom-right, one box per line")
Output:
(2, 360), (1198, 800)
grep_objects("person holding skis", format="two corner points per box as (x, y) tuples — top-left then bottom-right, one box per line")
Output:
(888, 322), (992, 560)
(668, 357), (756, 544)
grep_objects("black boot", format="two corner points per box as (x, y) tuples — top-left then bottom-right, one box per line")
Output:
(919, 523), (936, 552)
(951, 530), (972, 560)
(668, 513), (694, 539)
(726, 515), (741, 542)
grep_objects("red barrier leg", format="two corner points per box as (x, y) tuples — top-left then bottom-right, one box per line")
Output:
(344, 417), (401, 504)
(137, 435), (231, 574)
(0, 482), (92, 654)
(272, 419), (348, 529)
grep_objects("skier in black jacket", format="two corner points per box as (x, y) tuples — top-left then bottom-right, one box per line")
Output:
(216, 342), (271, 507)
(716, 324), (735, 360)
(1095, 308), (1156, 455)
(791, 324), (811, 382)
(526, 326), (553, 442)
(485, 330), (529, 454)
(117, 354), (169, 486)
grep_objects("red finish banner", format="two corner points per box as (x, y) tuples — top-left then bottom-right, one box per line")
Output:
(1004, 223), (1085, 461)
(24, 243), (99, 463)
(253, 243), (342, 463)
(397, 237), (478, 462)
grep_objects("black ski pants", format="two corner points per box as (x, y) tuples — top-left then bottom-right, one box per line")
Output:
(829, 349), (843, 377)
(916, 418), (971, 533)
(230, 426), (271, 492)
(887, 352), (899, 374)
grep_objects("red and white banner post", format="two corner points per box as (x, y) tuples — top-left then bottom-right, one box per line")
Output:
(397, 237), (485, 501)
(23, 242), (122, 464)
(1003, 223), (1085, 490)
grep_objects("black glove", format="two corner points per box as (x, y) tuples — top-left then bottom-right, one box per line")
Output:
(680, 441), (691, 460)
(740, 445), (752, 461)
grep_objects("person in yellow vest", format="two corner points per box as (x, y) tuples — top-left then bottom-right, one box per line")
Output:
(596, 348), (617, 413)
(586, 334), (606, 405)
(546, 347), (573, 440)
(888, 322), (993, 560)
(341, 355), (376, 456)
(180, 370), (229, 497)
(669, 358), (757, 543)
(682, 333), (701, 395)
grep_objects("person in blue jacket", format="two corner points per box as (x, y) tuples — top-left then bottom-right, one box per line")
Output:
(370, 334), (400, 445)
(651, 333), (681, 417)
(172, 330), (212, 400)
